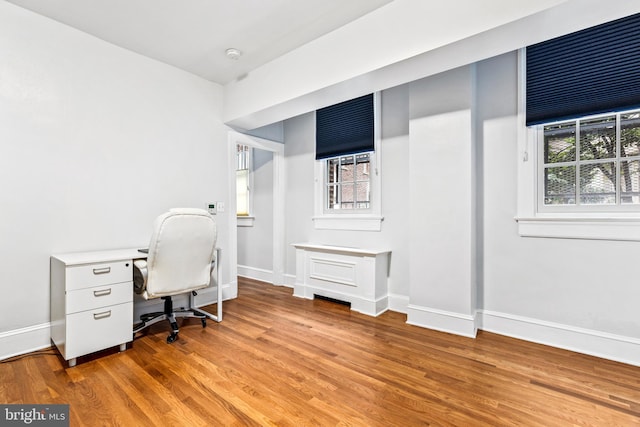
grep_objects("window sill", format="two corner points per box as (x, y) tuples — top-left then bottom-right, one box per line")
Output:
(312, 215), (383, 231)
(515, 216), (640, 241)
(237, 216), (255, 227)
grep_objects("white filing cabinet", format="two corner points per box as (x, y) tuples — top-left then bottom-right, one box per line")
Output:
(50, 249), (138, 367)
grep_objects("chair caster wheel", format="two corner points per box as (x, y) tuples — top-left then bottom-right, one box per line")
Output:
(167, 333), (178, 343)
(201, 319), (206, 328)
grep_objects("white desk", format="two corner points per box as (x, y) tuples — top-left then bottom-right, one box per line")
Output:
(50, 247), (221, 367)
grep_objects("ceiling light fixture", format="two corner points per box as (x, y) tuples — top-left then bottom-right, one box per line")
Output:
(225, 48), (242, 60)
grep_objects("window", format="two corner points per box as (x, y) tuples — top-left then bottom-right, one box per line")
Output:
(236, 144), (254, 226)
(313, 93), (382, 231)
(540, 111), (640, 210)
(516, 12), (640, 240)
(325, 152), (371, 211)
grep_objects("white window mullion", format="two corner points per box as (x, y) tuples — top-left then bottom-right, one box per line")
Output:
(537, 125), (545, 209)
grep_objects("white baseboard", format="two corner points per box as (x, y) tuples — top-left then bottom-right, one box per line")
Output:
(283, 274), (295, 288)
(194, 283), (234, 306)
(237, 266), (295, 289)
(238, 265), (273, 284)
(388, 293), (409, 314)
(406, 304), (478, 338)
(226, 278), (238, 299)
(479, 309), (640, 367)
(0, 323), (52, 361)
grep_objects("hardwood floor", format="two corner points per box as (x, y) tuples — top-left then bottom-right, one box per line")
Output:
(2, 277), (640, 426)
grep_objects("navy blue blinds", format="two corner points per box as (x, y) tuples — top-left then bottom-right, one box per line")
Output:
(315, 94), (374, 160)
(526, 13), (640, 126)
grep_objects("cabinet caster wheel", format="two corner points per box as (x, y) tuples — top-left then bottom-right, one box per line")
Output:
(167, 333), (178, 343)
(201, 318), (207, 328)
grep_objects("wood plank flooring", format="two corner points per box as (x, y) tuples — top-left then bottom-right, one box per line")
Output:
(2, 277), (640, 426)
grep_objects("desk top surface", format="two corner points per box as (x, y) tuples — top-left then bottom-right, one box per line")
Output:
(51, 248), (147, 266)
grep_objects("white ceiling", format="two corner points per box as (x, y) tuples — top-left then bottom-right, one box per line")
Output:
(6, 0), (393, 84)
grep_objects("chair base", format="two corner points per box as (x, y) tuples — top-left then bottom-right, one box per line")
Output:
(133, 296), (207, 343)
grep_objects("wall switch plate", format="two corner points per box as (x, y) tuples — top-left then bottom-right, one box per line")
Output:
(217, 202), (225, 213)
(207, 203), (216, 215)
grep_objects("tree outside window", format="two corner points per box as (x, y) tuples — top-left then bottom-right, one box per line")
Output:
(542, 110), (640, 206)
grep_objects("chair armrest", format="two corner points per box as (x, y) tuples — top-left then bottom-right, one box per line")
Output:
(134, 259), (147, 269)
(133, 260), (148, 295)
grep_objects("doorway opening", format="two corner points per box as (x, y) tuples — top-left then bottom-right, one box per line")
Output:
(226, 131), (285, 293)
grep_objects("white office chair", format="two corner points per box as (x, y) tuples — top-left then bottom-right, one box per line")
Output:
(133, 208), (217, 343)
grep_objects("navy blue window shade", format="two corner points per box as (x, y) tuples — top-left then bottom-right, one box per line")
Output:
(526, 13), (640, 126)
(315, 93), (374, 160)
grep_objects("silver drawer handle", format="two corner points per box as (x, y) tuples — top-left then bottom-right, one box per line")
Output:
(93, 267), (111, 275)
(93, 288), (112, 297)
(93, 310), (111, 320)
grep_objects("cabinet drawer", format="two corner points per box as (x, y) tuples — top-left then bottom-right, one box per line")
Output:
(65, 302), (133, 360)
(66, 261), (132, 291)
(66, 281), (132, 314)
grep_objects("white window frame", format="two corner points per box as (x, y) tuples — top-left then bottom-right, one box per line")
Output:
(313, 93), (383, 231)
(515, 49), (640, 241)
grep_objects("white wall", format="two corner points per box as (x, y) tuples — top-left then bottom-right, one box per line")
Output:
(0, 2), (229, 345)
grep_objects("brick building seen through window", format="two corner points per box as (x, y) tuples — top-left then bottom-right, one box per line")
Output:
(326, 152), (371, 210)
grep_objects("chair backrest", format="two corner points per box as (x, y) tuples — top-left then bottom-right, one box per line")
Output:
(144, 208), (217, 299)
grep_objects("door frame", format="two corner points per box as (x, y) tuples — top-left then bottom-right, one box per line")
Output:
(227, 130), (285, 288)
